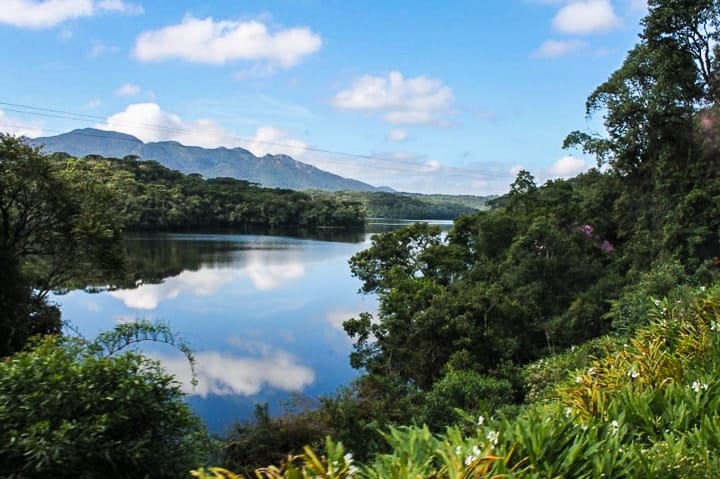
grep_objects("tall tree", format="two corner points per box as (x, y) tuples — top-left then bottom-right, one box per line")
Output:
(0, 135), (124, 356)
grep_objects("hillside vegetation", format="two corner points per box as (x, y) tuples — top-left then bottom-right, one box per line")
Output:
(3, 0), (720, 477)
(213, 0), (720, 476)
(50, 153), (366, 231)
(318, 190), (488, 220)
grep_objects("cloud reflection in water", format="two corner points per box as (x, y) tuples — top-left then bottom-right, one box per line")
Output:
(109, 250), (306, 310)
(152, 342), (315, 398)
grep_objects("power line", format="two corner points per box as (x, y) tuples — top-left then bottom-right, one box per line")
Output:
(0, 100), (513, 181)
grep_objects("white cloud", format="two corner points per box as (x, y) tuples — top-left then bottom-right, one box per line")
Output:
(420, 160), (441, 173)
(114, 83), (141, 97)
(533, 39), (587, 58)
(133, 16), (322, 68)
(0, 109), (44, 137)
(98, 103), (313, 160)
(553, 0), (621, 34)
(152, 346), (315, 397)
(0, 0), (93, 28)
(387, 129), (408, 142)
(547, 155), (587, 177)
(332, 71), (454, 125)
(97, 0), (142, 14)
(246, 126), (308, 158)
(0, 0), (141, 28)
(97, 102), (240, 148)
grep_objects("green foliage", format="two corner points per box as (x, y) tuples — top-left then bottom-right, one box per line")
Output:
(223, 403), (330, 476)
(217, 2), (720, 477)
(318, 190), (487, 220)
(0, 334), (211, 479)
(55, 155), (365, 232)
(421, 370), (513, 431)
(0, 135), (124, 356)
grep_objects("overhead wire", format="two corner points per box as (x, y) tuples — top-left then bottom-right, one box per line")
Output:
(0, 100), (513, 181)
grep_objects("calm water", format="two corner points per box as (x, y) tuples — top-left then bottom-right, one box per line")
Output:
(52, 220), (452, 432)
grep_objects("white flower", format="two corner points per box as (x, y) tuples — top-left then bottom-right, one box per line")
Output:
(464, 455), (474, 466)
(477, 415), (485, 426)
(576, 376), (583, 384)
(587, 367), (596, 375)
(691, 380), (708, 392)
(486, 430), (499, 446)
(700, 286), (707, 292)
(653, 299), (661, 307)
(348, 464), (359, 476)
(627, 369), (639, 379)
(344, 453), (354, 465)
(711, 321), (719, 332)
(610, 420), (620, 435)
(565, 407), (573, 418)
(455, 446), (463, 456)
(472, 445), (481, 457)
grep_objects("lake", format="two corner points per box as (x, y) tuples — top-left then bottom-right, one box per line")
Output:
(52, 220), (452, 432)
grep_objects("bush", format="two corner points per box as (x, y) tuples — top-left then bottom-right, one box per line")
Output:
(0, 335), (211, 479)
(420, 369), (513, 430)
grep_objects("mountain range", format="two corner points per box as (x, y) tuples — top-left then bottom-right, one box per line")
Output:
(32, 128), (389, 192)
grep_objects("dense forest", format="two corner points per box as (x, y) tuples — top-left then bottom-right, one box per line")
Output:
(318, 190), (491, 220)
(3, 0), (720, 477)
(52, 153), (367, 232)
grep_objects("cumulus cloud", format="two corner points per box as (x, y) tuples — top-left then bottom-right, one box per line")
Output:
(246, 126), (308, 157)
(133, 16), (322, 69)
(547, 155), (587, 177)
(387, 129), (408, 142)
(98, 103), (312, 158)
(332, 71), (454, 125)
(114, 83), (141, 97)
(0, 109), (44, 137)
(152, 346), (315, 397)
(533, 39), (587, 58)
(97, 102), (239, 147)
(0, 0), (141, 28)
(553, 0), (620, 34)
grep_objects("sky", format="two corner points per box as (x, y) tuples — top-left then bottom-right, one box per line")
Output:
(0, 0), (649, 194)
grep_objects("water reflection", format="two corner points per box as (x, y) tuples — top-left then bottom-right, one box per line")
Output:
(53, 221), (453, 430)
(152, 340), (315, 398)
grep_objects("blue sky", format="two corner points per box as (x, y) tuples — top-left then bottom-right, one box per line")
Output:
(0, 0), (647, 194)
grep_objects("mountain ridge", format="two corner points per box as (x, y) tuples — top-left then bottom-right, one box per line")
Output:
(32, 128), (388, 192)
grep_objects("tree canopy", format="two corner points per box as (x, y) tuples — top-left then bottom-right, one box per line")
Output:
(0, 135), (124, 356)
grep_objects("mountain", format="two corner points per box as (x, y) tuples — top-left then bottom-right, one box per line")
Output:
(32, 128), (384, 192)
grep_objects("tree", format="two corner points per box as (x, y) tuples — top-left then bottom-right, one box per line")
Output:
(564, 0), (720, 269)
(0, 135), (124, 356)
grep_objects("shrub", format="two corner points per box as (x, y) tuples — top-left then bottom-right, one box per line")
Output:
(0, 335), (211, 479)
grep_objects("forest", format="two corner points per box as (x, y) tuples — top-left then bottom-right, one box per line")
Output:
(51, 153), (368, 232)
(318, 190), (490, 220)
(3, 0), (720, 477)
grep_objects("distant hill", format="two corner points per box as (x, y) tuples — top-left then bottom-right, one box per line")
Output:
(316, 190), (495, 220)
(32, 128), (383, 192)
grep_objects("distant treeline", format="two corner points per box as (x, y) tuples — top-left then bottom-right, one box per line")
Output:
(51, 153), (366, 231)
(317, 190), (493, 220)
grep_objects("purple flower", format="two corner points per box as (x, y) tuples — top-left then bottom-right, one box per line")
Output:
(601, 240), (614, 253)
(576, 224), (594, 238)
